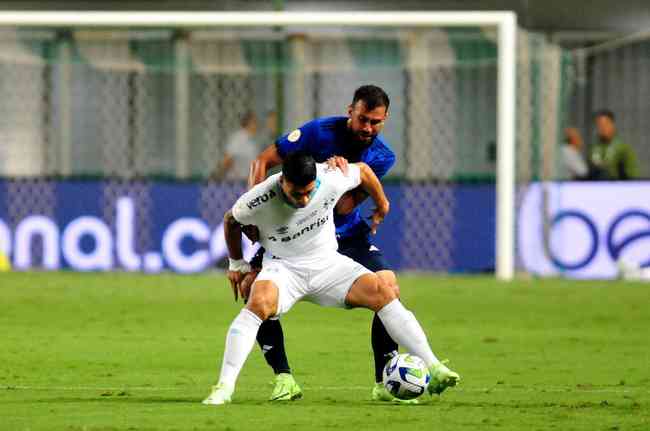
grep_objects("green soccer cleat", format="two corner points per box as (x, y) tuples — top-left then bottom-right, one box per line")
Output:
(269, 373), (303, 401)
(202, 382), (234, 406)
(371, 382), (419, 404)
(428, 361), (460, 396)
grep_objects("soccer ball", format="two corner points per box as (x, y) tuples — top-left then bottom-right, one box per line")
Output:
(383, 353), (431, 400)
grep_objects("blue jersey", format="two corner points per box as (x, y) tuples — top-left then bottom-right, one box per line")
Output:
(276, 116), (395, 240)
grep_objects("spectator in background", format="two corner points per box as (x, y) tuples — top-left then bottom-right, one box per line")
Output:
(589, 110), (639, 180)
(216, 111), (259, 181)
(561, 127), (588, 180)
(258, 110), (279, 146)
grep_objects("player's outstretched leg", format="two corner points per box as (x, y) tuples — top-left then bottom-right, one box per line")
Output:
(256, 318), (303, 401)
(376, 299), (460, 396)
(346, 273), (460, 399)
(203, 280), (279, 406)
(203, 308), (262, 405)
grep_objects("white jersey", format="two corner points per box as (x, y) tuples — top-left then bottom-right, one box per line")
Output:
(232, 163), (361, 259)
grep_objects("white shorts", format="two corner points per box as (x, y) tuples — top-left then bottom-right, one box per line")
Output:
(255, 251), (372, 316)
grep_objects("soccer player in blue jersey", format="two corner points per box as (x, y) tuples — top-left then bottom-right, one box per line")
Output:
(239, 85), (457, 403)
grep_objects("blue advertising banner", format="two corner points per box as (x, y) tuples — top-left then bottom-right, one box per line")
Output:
(0, 179), (495, 273)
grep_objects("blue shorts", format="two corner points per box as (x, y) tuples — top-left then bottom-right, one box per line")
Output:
(250, 234), (390, 273)
(336, 233), (390, 272)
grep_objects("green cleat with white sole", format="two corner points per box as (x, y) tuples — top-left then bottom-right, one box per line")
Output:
(371, 382), (420, 404)
(428, 361), (460, 396)
(202, 382), (234, 406)
(269, 373), (303, 401)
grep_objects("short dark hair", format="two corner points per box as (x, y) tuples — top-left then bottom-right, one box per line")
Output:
(594, 109), (615, 122)
(282, 151), (316, 187)
(351, 84), (390, 112)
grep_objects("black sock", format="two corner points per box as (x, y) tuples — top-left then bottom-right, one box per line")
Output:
(372, 313), (399, 383)
(256, 318), (291, 375)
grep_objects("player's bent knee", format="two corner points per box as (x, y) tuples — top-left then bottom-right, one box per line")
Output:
(245, 281), (279, 320)
(376, 278), (398, 308)
(346, 273), (382, 311)
(245, 298), (274, 321)
(377, 270), (400, 297)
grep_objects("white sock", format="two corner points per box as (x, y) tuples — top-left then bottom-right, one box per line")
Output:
(218, 308), (263, 387)
(376, 299), (439, 368)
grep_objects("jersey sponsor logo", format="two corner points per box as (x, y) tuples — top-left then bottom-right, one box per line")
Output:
(276, 226), (289, 235)
(287, 129), (301, 142)
(246, 189), (277, 210)
(267, 214), (329, 243)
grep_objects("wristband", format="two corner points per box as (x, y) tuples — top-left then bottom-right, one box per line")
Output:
(228, 258), (251, 273)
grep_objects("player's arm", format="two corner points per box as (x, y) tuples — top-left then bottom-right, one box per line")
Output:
(223, 209), (251, 301)
(248, 144), (283, 188)
(336, 146), (396, 215)
(354, 162), (390, 234)
(335, 188), (369, 215)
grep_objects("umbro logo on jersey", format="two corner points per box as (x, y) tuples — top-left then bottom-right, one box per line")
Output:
(246, 189), (277, 210)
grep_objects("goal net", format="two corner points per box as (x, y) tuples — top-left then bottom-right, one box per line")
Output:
(0, 12), (572, 277)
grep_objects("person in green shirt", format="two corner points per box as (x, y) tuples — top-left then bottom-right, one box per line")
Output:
(589, 110), (639, 180)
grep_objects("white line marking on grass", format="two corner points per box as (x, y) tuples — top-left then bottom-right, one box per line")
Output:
(2, 385), (645, 394)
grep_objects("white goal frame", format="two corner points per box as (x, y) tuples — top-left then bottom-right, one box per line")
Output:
(0, 11), (517, 280)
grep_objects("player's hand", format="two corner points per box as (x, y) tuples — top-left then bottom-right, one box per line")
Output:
(369, 200), (390, 235)
(326, 156), (349, 175)
(227, 258), (252, 301)
(242, 225), (260, 243)
(227, 270), (247, 301)
(238, 269), (260, 302)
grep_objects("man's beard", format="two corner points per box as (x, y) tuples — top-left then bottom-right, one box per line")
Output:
(353, 131), (375, 144)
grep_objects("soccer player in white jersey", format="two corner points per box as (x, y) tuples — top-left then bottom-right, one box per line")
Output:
(202, 151), (460, 405)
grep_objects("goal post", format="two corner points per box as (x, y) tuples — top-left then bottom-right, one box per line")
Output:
(0, 11), (517, 278)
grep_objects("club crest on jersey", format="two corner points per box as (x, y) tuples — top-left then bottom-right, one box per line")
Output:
(323, 197), (336, 210)
(246, 189), (277, 210)
(287, 129), (301, 142)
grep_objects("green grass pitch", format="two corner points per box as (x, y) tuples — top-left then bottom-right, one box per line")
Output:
(1, 272), (649, 430)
